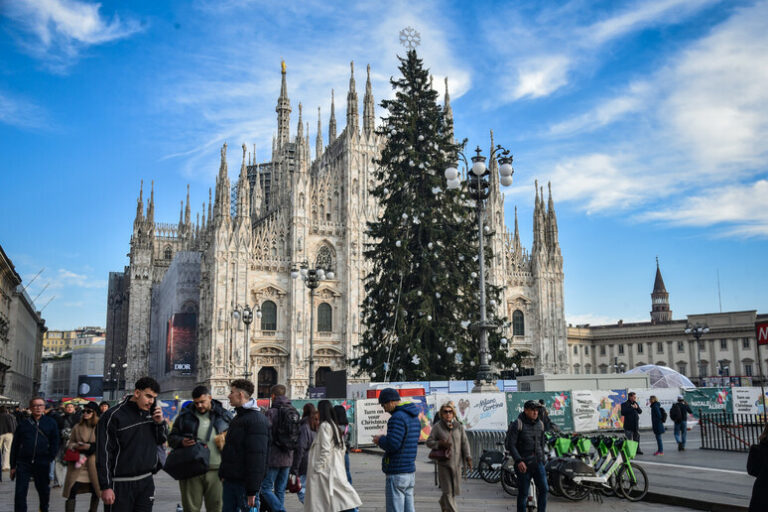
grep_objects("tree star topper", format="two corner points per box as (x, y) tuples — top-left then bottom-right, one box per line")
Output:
(399, 27), (421, 50)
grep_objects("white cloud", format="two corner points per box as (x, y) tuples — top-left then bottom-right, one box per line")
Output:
(52, 268), (106, 289)
(0, 90), (47, 128)
(509, 56), (571, 101)
(3, 0), (143, 71)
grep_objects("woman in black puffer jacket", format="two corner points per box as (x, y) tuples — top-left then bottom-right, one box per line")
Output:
(748, 424), (768, 512)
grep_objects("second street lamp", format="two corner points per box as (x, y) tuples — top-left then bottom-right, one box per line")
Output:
(233, 304), (261, 379)
(292, 262), (335, 394)
(445, 144), (515, 392)
(684, 323), (710, 385)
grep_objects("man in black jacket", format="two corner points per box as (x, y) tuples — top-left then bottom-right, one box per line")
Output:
(620, 392), (643, 455)
(219, 379), (269, 512)
(506, 400), (547, 512)
(670, 395), (693, 451)
(169, 385), (232, 512)
(10, 396), (59, 512)
(96, 377), (167, 512)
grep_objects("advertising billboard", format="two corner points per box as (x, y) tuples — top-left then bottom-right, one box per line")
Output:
(166, 312), (196, 374)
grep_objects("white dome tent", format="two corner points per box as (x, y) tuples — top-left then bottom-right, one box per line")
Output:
(624, 364), (696, 388)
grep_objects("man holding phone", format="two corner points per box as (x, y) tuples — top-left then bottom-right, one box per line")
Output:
(96, 377), (168, 512)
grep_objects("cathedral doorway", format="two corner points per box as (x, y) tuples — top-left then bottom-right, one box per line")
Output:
(315, 366), (332, 387)
(257, 366), (277, 398)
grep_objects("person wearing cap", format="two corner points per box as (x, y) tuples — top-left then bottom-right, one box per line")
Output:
(669, 395), (693, 451)
(426, 401), (471, 512)
(63, 401), (101, 512)
(505, 400), (548, 512)
(372, 388), (420, 512)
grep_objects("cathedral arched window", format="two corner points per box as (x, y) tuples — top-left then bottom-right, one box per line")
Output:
(315, 245), (334, 273)
(261, 300), (277, 331)
(512, 310), (525, 336)
(164, 246), (172, 260)
(317, 303), (332, 332)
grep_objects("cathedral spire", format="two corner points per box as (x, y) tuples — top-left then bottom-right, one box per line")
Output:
(444, 77), (453, 135)
(251, 165), (262, 222)
(363, 64), (375, 137)
(329, 89), (337, 144)
(207, 188), (212, 227)
(488, 130), (500, 200)
(201, 202), (206, 230)
(184, 184), (191, 228)
(235, 143), (250, 220)
(547, 181), (561, 256)
(532, 180), (542, 254)
(276, 60), (291, 148)
(214, 143), (231, 225)
(135, 180), (144, 224)
(178, 200), (184, 228)
(651, 258), (672, 324)
(296, 103), (304, 143)
(147, 180), (155, 224)
(316, 107), (323, 159)
(346, 61), (359, 136)
(513, 206), (522, 254)
(195, 211), (200, 238)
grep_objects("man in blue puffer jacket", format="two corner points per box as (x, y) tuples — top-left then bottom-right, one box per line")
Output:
(373, 388), (421, 512)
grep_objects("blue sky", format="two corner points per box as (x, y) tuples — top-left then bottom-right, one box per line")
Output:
(1, 0), (766, 330)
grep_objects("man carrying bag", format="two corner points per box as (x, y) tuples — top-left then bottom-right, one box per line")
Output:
(167, 386), (232, 512)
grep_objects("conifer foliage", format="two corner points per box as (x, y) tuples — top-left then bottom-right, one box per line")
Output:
(354, 51), (513, 382)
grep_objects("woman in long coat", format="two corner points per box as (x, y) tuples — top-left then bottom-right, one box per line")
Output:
(650, 395), (665, 455)
(305, 400), (362, 512)
(62, 401), (101, 512)
(748, 424), (768, 512)
(426, 401), (472, 512)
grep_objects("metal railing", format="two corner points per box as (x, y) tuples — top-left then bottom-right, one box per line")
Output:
(465, 430), (506, 479)
(699, 410), (766, 452)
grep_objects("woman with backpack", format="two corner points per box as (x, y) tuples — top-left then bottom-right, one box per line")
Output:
(305, 400), (362, 512)
(426, 401), (472, 512)
(62, 402), (100, 512)
(748, 424), (768, 512)
(650, 395), (665, 456)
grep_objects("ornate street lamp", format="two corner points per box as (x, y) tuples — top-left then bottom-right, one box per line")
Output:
(292, 261), (335, 393)
(445, 145), (515, 391)
(684, 323), (710, 385)
(233, 304), (261, 379)
(612, 356), (627, 374)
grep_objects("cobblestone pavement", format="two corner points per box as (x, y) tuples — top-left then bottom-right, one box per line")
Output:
(1, 448), (700, 512)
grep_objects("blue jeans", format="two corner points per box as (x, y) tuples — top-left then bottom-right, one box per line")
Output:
(674, 422), (687, 446)
(15, 461), (52, 512)
(222, 480), (252, 512)
(260, 467), (289, 512)
(516, 462), (548, 512)
(654, 433), (664, 453)
(385, 472), (415, 512)
(297, 474), (306, 504)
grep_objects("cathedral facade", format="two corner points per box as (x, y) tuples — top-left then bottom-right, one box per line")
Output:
(105, 62), (568, 399)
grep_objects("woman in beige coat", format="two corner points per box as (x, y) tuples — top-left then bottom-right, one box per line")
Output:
(426, 401), (472, 512)
(305, 400), (362, 512)
(62, 402), (101, 512)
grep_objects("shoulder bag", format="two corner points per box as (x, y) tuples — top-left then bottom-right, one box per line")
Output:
(164, 419), (215, 480)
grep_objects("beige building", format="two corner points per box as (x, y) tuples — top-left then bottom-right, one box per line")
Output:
(568, 262), (767, 384)
(44, 326), (104, 356)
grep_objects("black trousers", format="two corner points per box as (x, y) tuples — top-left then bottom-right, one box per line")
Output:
(14, 461), (51, 512)
(108, 476), (155, 512)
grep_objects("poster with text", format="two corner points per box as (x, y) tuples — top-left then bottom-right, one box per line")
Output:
(684, 388), (732, 416)
(165, 313), (196, 374)
(598, 389), (627, 430)
(571, 390), (601, 432)
(432, 393), (508, 431)
(635, 388), (681, 428)
(506, 391), (574, 432)
(732, 387), (766, 415)
(354, 396), (430, 446)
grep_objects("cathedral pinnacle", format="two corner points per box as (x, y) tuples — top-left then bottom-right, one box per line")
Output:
(135, 180), (144, 222)
(147, 180), (155, 224)
(316, 106), (323, 159)
(207, 188), (212, 227)
(329, 89), (337, 144)
(347, 61), (359, 135)
(184, 184), (191, 227)
(235, 143), (250, 220)
(276, 60), (291, 147)
(363, 64), (375, 137)
(296, 103), (304, 143)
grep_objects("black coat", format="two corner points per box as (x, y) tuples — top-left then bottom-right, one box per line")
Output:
(168, 399), (232, 449)
(748, 440), (768, 512)
(670, 402), (692, 424)
(9, 415), (59, 466)
(218, 402), (270, 496)
(650, 402), (665, 435)
(620, 400), (642, 432)
(505, 413), (546, 466)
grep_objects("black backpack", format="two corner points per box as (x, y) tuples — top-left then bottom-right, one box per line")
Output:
(660, 407), (668, 423)
(669, 403), (682, 423)
(273, 406), (300, 452)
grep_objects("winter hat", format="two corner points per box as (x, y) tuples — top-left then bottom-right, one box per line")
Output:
(378, 388), (401, 405)
(84, 401), (100, 416)
(677, 395), (684, 401)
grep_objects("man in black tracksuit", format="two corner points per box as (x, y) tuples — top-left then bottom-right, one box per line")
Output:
(96, 377), (168, 512)
(506, 400), (548, 512)
(620, 391), (643, 455)
(10, 396), (59, 512)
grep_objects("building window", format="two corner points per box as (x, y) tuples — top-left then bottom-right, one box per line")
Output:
(657, 342), (664, 353)
(618, 344), (624, 355)
(573, 345), (578, 355)
(574, 366), (580, 375)
(261, 300), (277, 331)
(512, 310), (525, 336)
(743, 338), (751, 349)
(637, 343), (644, 354)
(745, 363), (753, 377)
(677, 341), (684, 353)
(317, 303), (332, 332)
(720, 339), (728, 350)
(585, 346), (589, 355)
(164, 246), (172, 260)
(599, 365), (607, 374)
(315, 245), (334, 273)
(600, 345), (606, 356)
(585, 364), (591, 373)
(678, 363), (687, 375)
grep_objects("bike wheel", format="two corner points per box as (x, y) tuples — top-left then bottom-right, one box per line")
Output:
(547, 472), (562, 497)
(501, 468), (518, 496)
(555, 472), (589, 501)
(478, 458), (501, 484)
(616, 463), (649, 502)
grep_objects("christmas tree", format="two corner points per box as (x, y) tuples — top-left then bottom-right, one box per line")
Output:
(354, 50), (515, 382)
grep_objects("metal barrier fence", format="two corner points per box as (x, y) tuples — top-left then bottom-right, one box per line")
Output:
(700, 410), (766, 452)
(465, 430), (506, 479)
